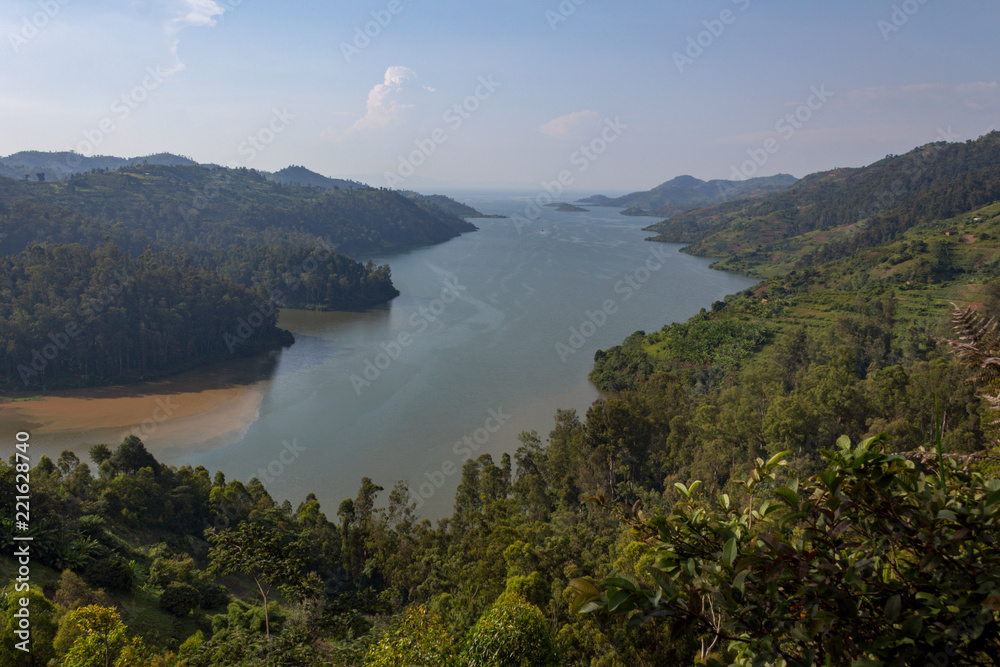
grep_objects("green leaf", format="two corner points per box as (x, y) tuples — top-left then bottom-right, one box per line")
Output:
(765, 450), (789, 471)
(607, 589), (632, 612)
(722, 537), (738, 567)
(885, 594), (901, 622)
(569, 578), (600, 597)
(774, 486), (800, 508)
(733, 569), (750, 593)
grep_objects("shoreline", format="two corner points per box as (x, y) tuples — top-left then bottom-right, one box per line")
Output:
(0, 355), (278, 461)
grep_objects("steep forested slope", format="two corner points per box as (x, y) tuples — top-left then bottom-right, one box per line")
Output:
(0, 244), (293, 390)
(0, 164), (476, 257)
(646, 131), (1000, 276)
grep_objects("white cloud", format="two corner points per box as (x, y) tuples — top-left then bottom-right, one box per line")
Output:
(537, 109), (602, 141)
(344, 66), (434, 135)
(164, 0), (226, 73)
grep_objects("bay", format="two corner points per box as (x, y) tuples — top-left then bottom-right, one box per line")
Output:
(2, 191), (757, 520)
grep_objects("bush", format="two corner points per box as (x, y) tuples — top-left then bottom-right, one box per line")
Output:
(160, 582), (200, 617)
(84, 555), (134, 593)
(465, 592), (559, 667)
(199, 583), (230, 610)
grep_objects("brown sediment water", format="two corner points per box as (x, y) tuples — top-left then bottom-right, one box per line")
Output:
(0, 354), (277, 462)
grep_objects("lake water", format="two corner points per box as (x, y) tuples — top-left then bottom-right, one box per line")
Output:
(3, 192), (757, 519)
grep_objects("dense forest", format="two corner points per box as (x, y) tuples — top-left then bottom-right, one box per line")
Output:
(0, 243), (294, 390)
(3, 138), (1000, 665)
(0, 162), (486, 389)
(0, 165), (476, 258)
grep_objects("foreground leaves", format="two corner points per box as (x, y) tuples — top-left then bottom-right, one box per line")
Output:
(576, 436), (1000, 666)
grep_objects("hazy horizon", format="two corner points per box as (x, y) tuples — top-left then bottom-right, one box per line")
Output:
(2, 1), (997, 191)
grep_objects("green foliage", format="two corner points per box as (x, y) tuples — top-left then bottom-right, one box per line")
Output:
(591, 317), (772, 393)
(159, 582), (200, 617)
(60, 605), (146, 667)
(364, 605), (461, 667)
(0, 243), (294, 390)
(646, 131), (1000, 276)
(940, 304), (1000, 439)
(465, 592), (560, 667)
(575, 438), (1000, 665)
(83, 554), (134, 594)
(207, 510), (320, 638)
(0, 586), (58, 667)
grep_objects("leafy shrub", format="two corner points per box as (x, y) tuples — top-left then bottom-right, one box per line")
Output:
(465, 592), (559, 667)
(160, 582), (200, 617)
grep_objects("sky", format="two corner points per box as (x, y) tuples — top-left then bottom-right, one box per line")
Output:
(1, 0), (998, 193)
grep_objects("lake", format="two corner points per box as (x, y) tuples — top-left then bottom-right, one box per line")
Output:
(2, 192), (757, 519)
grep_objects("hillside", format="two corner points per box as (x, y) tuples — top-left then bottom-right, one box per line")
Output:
(0, 151), (198, 181)
(579, 173), (797, 217)
(0, 163), (483, 389)
(645, 132), (1000, 277)
(3, 134), (1000, 665)
(0, 164), (477, 257)
(266, 165), (370, 191)
(399, 191), (504, 218)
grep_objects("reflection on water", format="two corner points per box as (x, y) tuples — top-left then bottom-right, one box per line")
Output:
(0, 192), (758, 520)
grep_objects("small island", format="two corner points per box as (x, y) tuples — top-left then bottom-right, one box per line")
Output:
(545, 202), (588, 212)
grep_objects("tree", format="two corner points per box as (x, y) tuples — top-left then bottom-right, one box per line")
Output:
(465, 592), (560, 667)
(60, 605), (145, 667)
(573, 439), (1000, 665)
(109, 435), (159, 476)
(364, 605), (461, 667)
(159, 582), (200, 617)
(0, 586), (57, 667)
(207, 514), (318, 638)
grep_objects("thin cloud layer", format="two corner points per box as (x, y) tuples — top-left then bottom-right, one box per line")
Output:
(538, 110), (602, 141)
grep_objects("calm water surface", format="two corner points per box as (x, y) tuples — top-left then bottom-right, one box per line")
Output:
(12, 192), (758, 519)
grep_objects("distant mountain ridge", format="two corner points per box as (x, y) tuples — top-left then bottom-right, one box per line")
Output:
(579, 173), (798, 217)
(0, 151), (198, 180)
(644, 131), (1000, 277)
(266, 165), (369, 191)
(0, 151), (374, 190)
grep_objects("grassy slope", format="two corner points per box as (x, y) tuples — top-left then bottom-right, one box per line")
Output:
(599, 200), (1000, 389)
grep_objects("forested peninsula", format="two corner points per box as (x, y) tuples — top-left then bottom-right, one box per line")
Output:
(4, 135), (1000, 664)
(0, 161), (478, 390)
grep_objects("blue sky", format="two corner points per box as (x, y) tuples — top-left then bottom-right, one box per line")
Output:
(1, 0), (997, 192)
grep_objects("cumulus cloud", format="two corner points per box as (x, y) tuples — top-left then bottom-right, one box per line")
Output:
(538, 110), (602, 141)
(345, 66), (434, 135)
